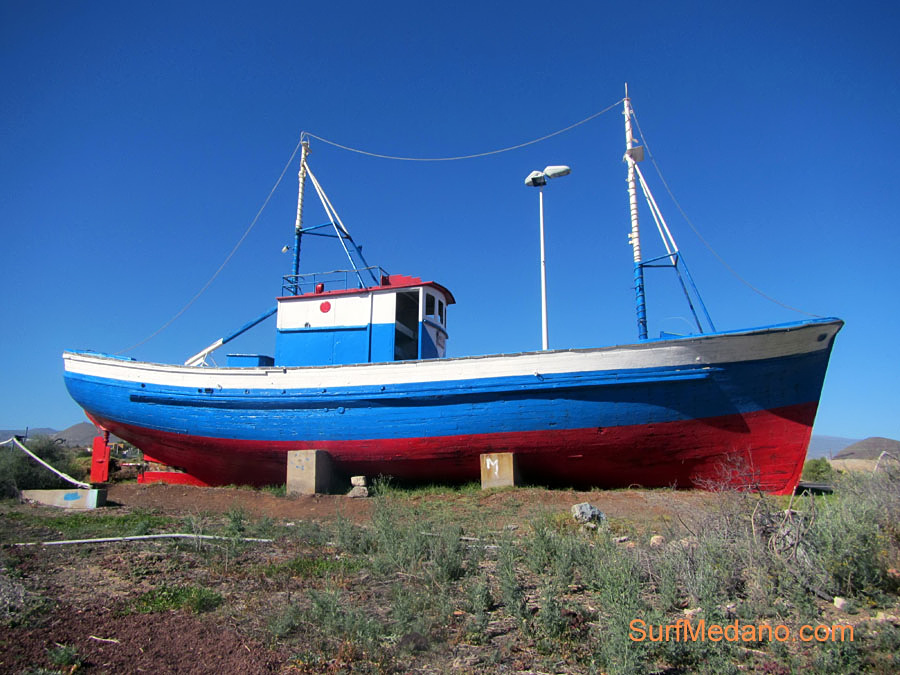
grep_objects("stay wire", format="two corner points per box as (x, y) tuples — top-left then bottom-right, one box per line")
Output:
(303, 99), (624, 161)
(115, 101), (624, 354)
(115, 136), (307, 355)
(630, 110), (821, 319)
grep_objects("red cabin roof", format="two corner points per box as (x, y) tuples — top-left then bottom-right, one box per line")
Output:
(277, 274), (456, 304)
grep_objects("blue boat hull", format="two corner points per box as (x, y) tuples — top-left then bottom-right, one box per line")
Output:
(63, 318), (842, 493)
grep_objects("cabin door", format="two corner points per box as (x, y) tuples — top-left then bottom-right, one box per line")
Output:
(394, 291), (419, 360)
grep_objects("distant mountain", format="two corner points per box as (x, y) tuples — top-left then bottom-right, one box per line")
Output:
(54, 422), (103, 447)
(1, 423), (118, 448)
(0, 427), (57, 440)
(834, 437), (900, 460)
(806, 435), (860, 459)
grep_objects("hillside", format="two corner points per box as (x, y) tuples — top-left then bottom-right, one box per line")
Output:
(805, 434), (859, 459)
(53, 422), (103, 447)
(0, 427), (57, 440)
(834, 436), (900, 460)
(0, 423), (116, 447)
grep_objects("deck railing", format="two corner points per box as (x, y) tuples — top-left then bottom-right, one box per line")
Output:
(281, 266), (388, 296)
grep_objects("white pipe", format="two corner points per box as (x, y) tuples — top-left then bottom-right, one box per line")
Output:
(184, 338), (224, 366)
(306, 167), (363, 286)
(635, 163), (680, 258)
(637, 167), (672, 256)
(12, 533), (274, 547)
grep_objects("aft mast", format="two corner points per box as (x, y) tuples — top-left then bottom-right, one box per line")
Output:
(623, 85), (648, 340)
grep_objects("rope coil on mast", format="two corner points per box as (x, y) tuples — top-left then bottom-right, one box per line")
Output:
(292, 140), (310, 278)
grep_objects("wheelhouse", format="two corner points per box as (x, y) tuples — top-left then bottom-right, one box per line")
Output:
(273, 271), (454, 366)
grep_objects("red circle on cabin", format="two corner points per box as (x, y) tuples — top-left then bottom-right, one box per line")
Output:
(320, 301), (331, 313)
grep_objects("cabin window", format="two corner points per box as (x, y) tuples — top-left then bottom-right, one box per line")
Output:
(424, 291), (445, 327)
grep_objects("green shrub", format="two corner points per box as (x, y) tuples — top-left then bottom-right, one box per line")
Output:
(263, 555), (359, 580)
(269, 603), (303, 638)
(46, 643), (81, 667)
(807, 470), (900, 598)
(304, 588), (385, 647)
(333, 514), (375, 554)
(134, 584), (222, 613)
(0, 436), (87, 491)
(802, 458), (835, 482)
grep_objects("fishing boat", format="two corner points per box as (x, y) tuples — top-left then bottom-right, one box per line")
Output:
(62, 95), (842, 494)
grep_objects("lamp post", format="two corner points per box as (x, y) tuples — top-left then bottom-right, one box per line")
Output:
(524, 165), (571, 350)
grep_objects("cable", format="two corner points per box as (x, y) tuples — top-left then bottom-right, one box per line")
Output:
(115, 136), (307, 354)
(630, 109), (821, 318)
(303, 99), (624, 161)
(115, 100), (625, 354)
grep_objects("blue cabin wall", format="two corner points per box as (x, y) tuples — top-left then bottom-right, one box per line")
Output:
(420, 322), (440, 359)
(274, 283), (450, 367)
(276, 326), (374, 366)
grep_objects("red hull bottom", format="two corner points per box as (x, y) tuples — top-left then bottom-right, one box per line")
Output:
(137, 471), (212, 487)
(90, 402), (816, 495)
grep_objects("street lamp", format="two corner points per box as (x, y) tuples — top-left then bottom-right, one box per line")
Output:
(524, 165), (571, 350)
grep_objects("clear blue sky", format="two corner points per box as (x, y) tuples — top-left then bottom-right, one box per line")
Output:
(2, 1), (898, 440)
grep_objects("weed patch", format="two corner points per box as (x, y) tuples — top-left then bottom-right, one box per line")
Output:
(133, 584), (222, 614)
(263, 554), (360, 580)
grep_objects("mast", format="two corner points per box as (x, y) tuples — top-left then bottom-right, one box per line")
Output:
(292, 139), (310, 278)
(623, 84), (648, 340)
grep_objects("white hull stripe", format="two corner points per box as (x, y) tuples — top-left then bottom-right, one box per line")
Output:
(63, 319), (841, 392)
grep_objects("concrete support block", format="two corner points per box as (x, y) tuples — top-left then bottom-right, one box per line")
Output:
(286, 449), (335, 496)
(21, 488), (107, 510)
(480, 452), (520, 489)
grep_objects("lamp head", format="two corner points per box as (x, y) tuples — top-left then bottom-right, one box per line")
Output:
(524, 170), (547, 187)
(543, 165), (571, 178)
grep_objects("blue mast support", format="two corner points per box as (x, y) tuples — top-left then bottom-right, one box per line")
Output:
(671, 258), (703, 333)
(222, 306), (277, 346)
(625, 92), (716, 338)
(678, 253), (716, 332)
(292, 225), (301, 278)
(634, 262), (648, 340)
(641, 252), (703, 333)
(639, 251), (716, 335)
(343, 234), (379, 287)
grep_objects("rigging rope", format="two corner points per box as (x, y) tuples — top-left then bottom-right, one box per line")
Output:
(303, 99), (624, 161)
(0, 437), (92, 489)
(630, 110), (821, 319)
(114, 100), (624, 354)
(115, 136), (307, 355)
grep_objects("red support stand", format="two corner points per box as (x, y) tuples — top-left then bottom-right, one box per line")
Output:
(90, 431), (111, 483)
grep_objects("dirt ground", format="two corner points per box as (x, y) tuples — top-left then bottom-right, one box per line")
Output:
(104, 482), (722, 528)
(0, 484), (730, 674)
